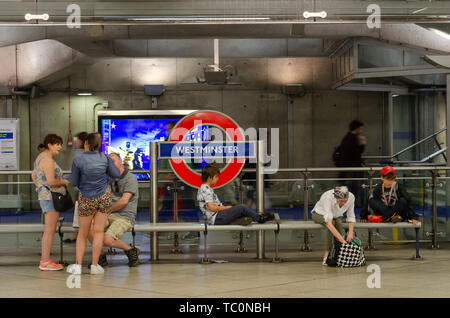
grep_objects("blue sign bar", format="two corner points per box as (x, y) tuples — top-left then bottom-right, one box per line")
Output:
(0, 133), (13, 139)
(159, 141), (256, 159)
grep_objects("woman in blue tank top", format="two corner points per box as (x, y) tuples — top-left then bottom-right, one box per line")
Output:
(32, 134), (69, 271)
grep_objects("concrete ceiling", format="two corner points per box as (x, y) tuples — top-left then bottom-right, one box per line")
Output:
(0, 23), (449, 58)
(0, 1), (448, 90)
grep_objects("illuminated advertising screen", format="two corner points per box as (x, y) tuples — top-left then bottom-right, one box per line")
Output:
(98, 111), (207, 180)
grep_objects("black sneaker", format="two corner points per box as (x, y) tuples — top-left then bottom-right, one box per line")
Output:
(98, 253), (108, 267)
(230, 217), (253, 226)
(258, 212), (275, 223)
(124, 247), (140, 267)
(63, 238), (76, 244)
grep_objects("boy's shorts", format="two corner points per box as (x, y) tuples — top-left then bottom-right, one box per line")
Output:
(104, 214), (133, 240)
(78, 189), (112, 217)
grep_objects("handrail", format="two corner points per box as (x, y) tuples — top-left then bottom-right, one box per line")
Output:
(364, 127), (447, 161)
(0, 165), (444, 250)
(420, 147), (447, 163)
(2, 166), (450, 176)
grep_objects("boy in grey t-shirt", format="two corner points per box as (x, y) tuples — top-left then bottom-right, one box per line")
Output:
(197, 164), (275, 225)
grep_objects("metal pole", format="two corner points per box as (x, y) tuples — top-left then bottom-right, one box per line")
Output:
(367, 171), (375, 250)
(301, 172), (311, 251)
(256, 140), (265, 259)
(388, 92), (394, 158)
(150, 142), (159, 261)
(171, 180), (182, 254)
(237, 178), (247, 253)
(287, 96), (294, 168)
(431, 171), (439, 249)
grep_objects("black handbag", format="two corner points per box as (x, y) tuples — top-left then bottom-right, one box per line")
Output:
(45, 185), (74, 212)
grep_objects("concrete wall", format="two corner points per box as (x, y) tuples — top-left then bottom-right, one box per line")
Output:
(20, 57), (385, 173)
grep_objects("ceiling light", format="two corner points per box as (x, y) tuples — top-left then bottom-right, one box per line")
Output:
(412, 7), (428, 14)
(77, 92), (93, 96)
(303, 11), (327, 19)
(118, 16), (270, 22)
(25, 13), (49, 21)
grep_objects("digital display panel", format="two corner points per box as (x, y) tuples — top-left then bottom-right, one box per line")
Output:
(98, 113), (208, 180)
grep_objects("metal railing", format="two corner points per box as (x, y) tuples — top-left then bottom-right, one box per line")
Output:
(0, 164), (448, 256)
(363, 127), (447, 164)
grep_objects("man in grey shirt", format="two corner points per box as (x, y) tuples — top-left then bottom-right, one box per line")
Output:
(88, 152), (140, 267)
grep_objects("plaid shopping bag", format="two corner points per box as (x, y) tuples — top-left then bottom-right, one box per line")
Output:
(326, 237), (366, 268)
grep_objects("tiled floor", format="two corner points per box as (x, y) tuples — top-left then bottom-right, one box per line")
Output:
(0, 237), (449, 298)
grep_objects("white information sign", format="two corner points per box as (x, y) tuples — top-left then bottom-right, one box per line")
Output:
(0, 118), (19, 170)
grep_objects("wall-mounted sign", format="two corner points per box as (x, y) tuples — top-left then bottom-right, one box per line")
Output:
(0, 119), (19, 170)
(159, 141), (256, 159)
(166, 110), (250, 189)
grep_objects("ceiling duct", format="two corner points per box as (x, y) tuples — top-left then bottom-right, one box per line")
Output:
(181, 39), (242, 86)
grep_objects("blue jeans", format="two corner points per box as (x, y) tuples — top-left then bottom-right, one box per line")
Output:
(214, 204), (260, 225)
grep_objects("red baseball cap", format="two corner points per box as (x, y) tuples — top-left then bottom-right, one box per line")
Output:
(380, 165), (396, 176)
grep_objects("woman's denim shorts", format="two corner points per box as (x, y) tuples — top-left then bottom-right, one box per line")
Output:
(39, 200), (55, 213)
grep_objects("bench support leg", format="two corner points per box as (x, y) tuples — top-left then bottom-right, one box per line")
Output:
(365, 229), (376, 250)
(272, 230), (282, 263)
(171, 232), (183, 254)
(200, 231), (211, 264)
(412, 227), (423, 260)
(58, 231), (64, 265)
(236, 231), (247, 253)
(300, 230), (312, 252)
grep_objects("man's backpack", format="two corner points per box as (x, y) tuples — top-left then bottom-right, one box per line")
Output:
(332, 145), (343, 167)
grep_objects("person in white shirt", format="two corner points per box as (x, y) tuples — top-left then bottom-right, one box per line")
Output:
(311, 186), (355, 265)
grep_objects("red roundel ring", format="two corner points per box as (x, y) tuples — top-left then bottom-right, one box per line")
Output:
(168, 110), (245, 189)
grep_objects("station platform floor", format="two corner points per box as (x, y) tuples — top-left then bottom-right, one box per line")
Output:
(0, 239), (449, 298)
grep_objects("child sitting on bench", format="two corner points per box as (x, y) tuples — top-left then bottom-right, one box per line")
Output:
(367, 166), (419, 225)
(197, 164), (275, 225)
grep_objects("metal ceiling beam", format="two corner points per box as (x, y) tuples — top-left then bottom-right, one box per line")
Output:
(336, 83), (409, 94)
(0, 1), (449, 23)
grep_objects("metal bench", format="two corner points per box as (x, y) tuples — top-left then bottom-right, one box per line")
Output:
(0, 220), (64, 263)
(348, 221), (422, 259)
(276, 220), (422, 260)
(57, 218), (422, 264)
(0, 224), (45, 233)
(0, 217), (64, 234)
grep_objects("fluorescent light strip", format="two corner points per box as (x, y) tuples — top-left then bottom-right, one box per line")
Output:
(119, 17), (270, 21)
(412, 7), (428, 14)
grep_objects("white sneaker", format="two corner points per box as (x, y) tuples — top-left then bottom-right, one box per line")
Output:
(90, 264), (104, 275)
(66, 264), (82, 275)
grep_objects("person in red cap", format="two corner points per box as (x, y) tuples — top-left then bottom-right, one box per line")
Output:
(367, 166), (419, 224)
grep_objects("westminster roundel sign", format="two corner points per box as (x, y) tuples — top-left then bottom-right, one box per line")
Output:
(158, 110), (256, 189)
